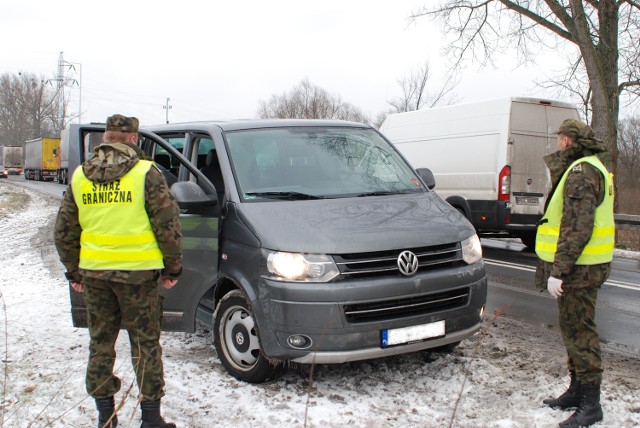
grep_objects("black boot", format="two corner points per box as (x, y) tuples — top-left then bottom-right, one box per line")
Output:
(559, 384), (603, 428)
(140, 399), (176, 428)
(95, 397), (118, 428)
(543, 371), (581, 410)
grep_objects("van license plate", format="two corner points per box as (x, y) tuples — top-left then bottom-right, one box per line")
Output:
(515, 196), (539, 205)
(381, 320), (445, 347)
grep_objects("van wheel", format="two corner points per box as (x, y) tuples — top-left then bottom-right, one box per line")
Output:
(213, 290), (282, 383)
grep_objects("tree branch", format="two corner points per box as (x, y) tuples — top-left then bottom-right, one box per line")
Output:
(619, 80), (640, 94)
(499, 0), (574, 41)
(620, 0), (640, 10)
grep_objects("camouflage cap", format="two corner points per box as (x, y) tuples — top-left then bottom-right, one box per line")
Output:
(106, 114), (139, 132)
(555, 119), (593, 139)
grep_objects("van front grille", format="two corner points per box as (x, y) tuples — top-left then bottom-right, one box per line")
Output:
(343, 287), (470, 323)
(332, 242), (463, 279)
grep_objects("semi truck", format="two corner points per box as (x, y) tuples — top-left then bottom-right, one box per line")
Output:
(57, 128), (70, 184)
(23, 137), (60, 181)
(0, 145), (23, 175)
(379, 97), (580, 249)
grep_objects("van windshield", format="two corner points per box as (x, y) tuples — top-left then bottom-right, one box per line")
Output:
(225, 126), (425, 200)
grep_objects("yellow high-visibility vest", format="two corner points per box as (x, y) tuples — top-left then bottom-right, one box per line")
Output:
(71, 160), (164, 270)
(536, 156), (615, 264)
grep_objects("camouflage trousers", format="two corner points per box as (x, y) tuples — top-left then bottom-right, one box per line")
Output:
(557, 286), (602, 386)
(83, 276), (166, 400)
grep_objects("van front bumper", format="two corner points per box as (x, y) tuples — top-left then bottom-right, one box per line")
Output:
(289, 323), (481, 364)
(253, 263), (487, 363)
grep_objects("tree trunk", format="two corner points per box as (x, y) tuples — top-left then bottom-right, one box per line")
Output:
(573, 0), (620, 212)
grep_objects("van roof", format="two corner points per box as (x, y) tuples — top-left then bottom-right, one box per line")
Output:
(380, 97), (578, 131)
(145, 119), (372, 133)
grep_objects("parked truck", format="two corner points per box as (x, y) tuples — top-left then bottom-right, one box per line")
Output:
(0, 145), (23, 175)
(24, 137), (60, 181)
(57, 128), (69, 184)
(379, 97), (580, 249)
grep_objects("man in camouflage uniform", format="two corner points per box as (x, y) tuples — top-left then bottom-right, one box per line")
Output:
(54, 115), (183, 428)
(535, 119), (615, 428)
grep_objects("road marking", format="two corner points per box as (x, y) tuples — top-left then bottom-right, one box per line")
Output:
(484, 258), (640, 292)
(484, 259), (535, 272)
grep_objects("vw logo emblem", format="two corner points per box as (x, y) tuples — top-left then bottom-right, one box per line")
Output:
(397, 251), (419, 276)
(235, 332), (245, 346)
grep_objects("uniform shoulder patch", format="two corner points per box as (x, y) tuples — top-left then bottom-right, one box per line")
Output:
(571, 164), (583, 173)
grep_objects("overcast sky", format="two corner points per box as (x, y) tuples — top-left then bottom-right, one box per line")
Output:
(2, 0), (563, 126)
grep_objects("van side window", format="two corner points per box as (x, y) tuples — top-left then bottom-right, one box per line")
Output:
(196, 138), (215, 170)
(153, 145), (179, 186)
(82, 132), (104, 162)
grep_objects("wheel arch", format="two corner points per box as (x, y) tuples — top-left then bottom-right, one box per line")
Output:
(445, 195), (472, 220)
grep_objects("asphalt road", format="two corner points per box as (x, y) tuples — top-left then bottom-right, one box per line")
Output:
(4, 174), (640, 350)
(483, 239), (640, 350)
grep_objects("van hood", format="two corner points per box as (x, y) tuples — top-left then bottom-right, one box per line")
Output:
(236, 192), (475, 254)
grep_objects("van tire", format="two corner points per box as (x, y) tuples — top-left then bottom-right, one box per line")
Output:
(213, 290), (282, 383)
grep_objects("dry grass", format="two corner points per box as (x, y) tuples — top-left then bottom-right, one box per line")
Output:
(0, 188), (31, 218)
(616, 185), (640, 251)
(617, 230), (640, 251)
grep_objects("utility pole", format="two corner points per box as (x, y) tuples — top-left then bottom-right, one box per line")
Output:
(163, 98), (172, 124)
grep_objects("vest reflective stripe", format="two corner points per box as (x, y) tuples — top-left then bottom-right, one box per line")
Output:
(71, 160), (164, 270)
(536, 156), (615, 264)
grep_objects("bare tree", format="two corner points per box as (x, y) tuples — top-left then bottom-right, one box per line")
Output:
(389, 61), (459, 113)
(257, 78), (369, 124)
(411, 1), (640, 210)
(0, 72), (63, 145)
(375, 61), (460, 128)
(618, 117), (640, 212)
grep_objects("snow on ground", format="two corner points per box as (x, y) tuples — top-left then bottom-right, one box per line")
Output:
(0, 181), (639, 428)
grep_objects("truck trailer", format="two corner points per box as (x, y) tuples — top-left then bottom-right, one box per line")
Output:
(379, 97), (580, 249)
(24, 137), (60, 181)
(0, 145), (23, 175)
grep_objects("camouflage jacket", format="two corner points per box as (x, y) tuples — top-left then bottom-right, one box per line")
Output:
(54, 141), (183, 284)
(534, 136), (612, 290)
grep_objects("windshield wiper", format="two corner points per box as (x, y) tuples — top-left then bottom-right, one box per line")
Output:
(357, 191), (396, 197)
(245, 191), (323, 200)
(357, 189), (420, 197)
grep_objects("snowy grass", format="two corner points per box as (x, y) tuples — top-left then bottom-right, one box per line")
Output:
(1, 180), (639, 428)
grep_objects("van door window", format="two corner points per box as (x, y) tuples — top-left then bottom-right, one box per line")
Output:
(194, 138), (224, 202)
(82, 132), (104, 161)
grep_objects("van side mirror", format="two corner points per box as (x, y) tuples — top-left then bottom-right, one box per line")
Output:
(170, 181), (217, 209)
(416, 168), (436, 190)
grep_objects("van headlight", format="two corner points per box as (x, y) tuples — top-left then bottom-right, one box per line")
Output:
(264, 250), (339, 282)
(462, 234), (483, 264)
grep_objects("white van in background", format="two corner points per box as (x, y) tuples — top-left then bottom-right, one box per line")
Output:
(380, 97), (579, 249)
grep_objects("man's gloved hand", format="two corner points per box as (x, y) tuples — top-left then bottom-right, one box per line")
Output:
(547, 276), (563, 299)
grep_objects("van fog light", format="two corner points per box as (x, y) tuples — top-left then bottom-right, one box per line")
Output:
(307, 264), (325, 278)
(287, 335), (312, 349)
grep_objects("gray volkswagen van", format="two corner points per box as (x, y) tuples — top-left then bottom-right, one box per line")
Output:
(65, 119), (487, 383)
